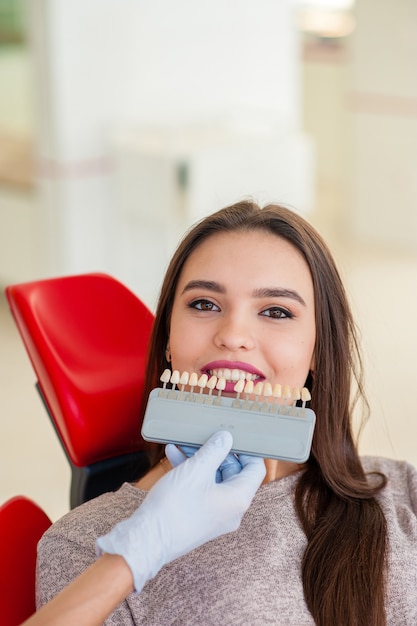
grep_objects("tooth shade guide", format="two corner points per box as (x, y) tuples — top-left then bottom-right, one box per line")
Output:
(143, 381), (316, 463)
(157, 371), (311, 415)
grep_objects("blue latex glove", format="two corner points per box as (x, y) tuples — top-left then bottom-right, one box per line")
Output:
(96, 431), (265, 593)
(166, 443), (245, 482)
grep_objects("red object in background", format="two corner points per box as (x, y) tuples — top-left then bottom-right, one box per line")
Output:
(6, 273), (155, 507)
(0, 496), (52, 626)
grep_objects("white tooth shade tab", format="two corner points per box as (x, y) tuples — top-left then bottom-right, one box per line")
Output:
(234, 378), (245, 394)
(272, 383), (282, 398)
(188, 372), (198, 387)
(197, 373), (208, 388)
(160, 369), (171, 384)
(216, 377), (226, 391)
(263, 382), (272, 397)
(291, 387), (301, 402)
(301, 387), (311, 403)
(253, 381), (264, 397)
(207, 375), (217, 390)
(170, 370), (180, 385)
(179, 371), (190, 386)
(244, 380), (254, 395)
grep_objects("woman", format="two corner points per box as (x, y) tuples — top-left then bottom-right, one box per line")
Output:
(37, 201), (417, 625)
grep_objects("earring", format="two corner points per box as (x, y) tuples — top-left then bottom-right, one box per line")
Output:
(165, 347), (171, 363)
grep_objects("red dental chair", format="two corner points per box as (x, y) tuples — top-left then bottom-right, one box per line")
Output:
(5, 272), (155, 509)
(0, 495), (52, 626)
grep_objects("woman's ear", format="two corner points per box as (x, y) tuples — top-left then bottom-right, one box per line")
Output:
(165, 344), (171, 363)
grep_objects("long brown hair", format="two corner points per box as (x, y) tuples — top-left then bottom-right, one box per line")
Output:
(141, 200), (387, 625)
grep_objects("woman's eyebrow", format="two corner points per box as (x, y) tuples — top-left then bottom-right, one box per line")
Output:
(181, 281), (306, 305)
(252, 287), (306, 306)
(181, 280), (226, 295)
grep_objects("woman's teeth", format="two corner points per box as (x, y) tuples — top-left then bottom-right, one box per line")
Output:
(207, 368), (260, 382)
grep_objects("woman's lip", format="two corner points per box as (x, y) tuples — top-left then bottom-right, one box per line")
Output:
(201, 360), (265, 378)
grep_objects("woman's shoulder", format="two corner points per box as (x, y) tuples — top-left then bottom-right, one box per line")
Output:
(362, 454), (417, 478)
(362, 455), (417, 511)
(41, 482), (145, 549)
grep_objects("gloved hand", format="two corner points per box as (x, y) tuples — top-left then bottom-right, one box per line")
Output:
(96, 430), (265, 593)
(166, 443), (246, 482)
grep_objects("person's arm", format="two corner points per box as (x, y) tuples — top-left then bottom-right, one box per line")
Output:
(23, 554), (133, 626)
(24, 430), (265, 625)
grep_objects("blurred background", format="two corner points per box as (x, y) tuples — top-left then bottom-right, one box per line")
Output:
(1, 0), (416, 521)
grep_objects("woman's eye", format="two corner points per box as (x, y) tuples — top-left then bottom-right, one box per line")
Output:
(260, 306), (293, 319)
(189, 299), (220, 312)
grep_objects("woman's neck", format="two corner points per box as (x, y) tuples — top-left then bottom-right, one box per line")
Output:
(262, 458), (303, 483)
(134, 456), (302, 491)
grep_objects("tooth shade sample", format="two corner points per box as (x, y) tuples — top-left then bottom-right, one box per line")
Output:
(301, 387), (311, 403)
(179, 371), (190, 386)
(160, 369), (171, 384)
(216, 377), (226, 391)
(244, 380), (254, 395)
(234, 378), (245, 394)
(272, 383), (282, 399)
(291, 387), (301, 402)
(207, 375), (217, 390)
(188, 372), (198, 387)
(253, 381), (264, 396)
(197, 373), (208, 388)
(170, 370), (180, 385)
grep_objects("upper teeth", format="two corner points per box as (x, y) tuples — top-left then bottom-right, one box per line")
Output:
(208, 368), (259, 382)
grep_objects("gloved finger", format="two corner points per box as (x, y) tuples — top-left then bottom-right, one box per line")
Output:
(216, 453), (243, 482)
(165, 444), (188, 467)
(178, 445), (199, 458)
(179, 444), (240, 483)
(191, 430), (234, 473)
(224, 453), (266, 493)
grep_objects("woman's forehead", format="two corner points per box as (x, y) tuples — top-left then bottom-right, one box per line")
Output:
(177, 230), (314, 297)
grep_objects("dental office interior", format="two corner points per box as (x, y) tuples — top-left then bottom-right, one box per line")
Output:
(0, 0), (416, 523)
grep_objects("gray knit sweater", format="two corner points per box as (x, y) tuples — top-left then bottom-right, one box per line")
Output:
(36, 457), (417, 625)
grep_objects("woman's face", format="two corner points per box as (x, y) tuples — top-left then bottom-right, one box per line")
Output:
(169, 230), (316, 395)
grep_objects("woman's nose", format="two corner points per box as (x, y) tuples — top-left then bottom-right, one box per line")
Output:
(213, 314), (255, 351)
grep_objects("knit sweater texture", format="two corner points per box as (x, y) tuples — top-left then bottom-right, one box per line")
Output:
(36, 456), (417, 625)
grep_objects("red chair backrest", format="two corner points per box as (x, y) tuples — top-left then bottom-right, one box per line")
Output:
(0, 496), (52, 626)
(6, 273), (155, 467)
